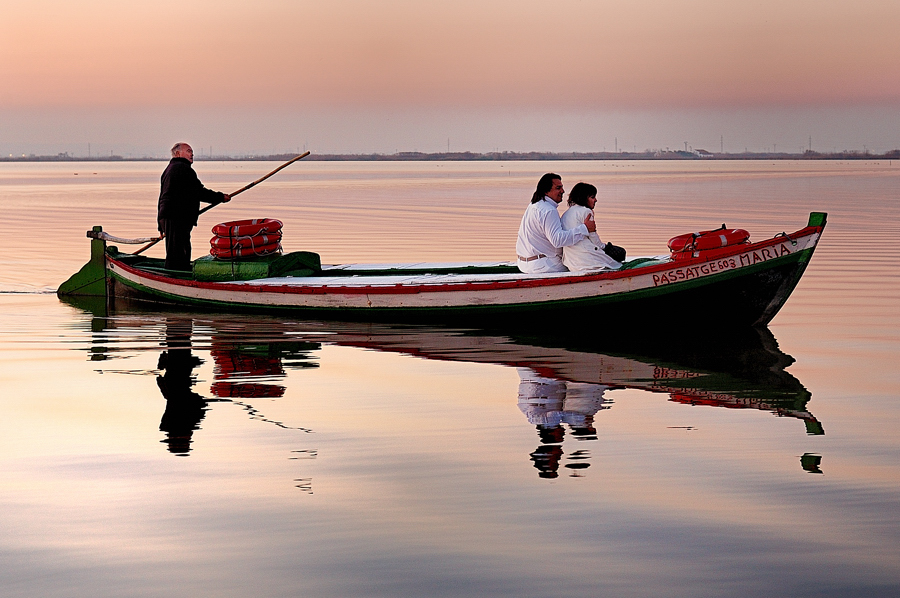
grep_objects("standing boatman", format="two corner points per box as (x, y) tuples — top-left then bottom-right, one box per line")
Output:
(157, 142), (231, 271)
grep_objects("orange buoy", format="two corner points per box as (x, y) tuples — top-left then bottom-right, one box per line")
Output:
(210, 241), (281, 259)
(209, 232), (282, 250)
(210, 219), (285, 259)
(212, 218), (283, 238)
(668, 226), (750, 254)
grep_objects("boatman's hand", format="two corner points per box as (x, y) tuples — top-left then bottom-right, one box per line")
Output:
(583, 214), (596, 233)
(221, 194), (231, 203)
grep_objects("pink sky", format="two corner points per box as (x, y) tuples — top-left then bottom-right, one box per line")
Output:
(3, 0), (899, 155)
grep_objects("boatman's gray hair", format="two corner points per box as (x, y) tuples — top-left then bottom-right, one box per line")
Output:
(171, 142), (190, 157)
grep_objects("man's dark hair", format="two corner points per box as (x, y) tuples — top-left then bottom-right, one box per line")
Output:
(567, 182), (598, 207)
(531, 173), (562, 203)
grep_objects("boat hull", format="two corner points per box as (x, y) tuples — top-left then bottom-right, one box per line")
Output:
(57, 214), (824, 329)
(97, 214), (825, 329)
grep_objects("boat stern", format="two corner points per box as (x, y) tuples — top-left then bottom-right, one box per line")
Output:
(57, 226), (108, 297)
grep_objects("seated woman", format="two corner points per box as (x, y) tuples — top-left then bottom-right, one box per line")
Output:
(560, 182), (622, 271)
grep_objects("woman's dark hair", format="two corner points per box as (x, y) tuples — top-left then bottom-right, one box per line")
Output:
(531, 173), (562, 203)
(567, 182), (597, 207)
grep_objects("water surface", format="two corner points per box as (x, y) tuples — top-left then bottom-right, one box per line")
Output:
(1, 160), (898, 597)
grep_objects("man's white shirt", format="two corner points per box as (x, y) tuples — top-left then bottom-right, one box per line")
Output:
(515, 197), (588, 273)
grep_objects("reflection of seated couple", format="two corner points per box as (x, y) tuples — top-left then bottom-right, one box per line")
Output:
(517, 368), (611, 478)
(516, 173), (622, 273)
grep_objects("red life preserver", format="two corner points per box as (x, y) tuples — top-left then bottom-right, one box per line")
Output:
(668, 226), (750, 253)
(212, 218), (283, 237)
(210, 241), (282, 259)
(210, 218), (285, 259)
(209, 232), (282, 250)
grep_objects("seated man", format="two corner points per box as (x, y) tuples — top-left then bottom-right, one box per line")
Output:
(561, 182), (622, 271)
(515, 173), (596, 273)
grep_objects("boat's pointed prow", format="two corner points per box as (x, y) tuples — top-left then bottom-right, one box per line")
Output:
(57, 226), (108, 297)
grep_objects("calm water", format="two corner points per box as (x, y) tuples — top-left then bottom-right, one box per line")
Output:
(1, 160), (899, 597)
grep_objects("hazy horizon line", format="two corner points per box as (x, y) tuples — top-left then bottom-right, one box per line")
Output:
(3, 148), (898, 163)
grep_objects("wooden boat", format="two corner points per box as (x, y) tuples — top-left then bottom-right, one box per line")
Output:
(58, 212), (827, 328)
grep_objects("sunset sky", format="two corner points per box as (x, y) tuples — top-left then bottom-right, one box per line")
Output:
(3, 0), (899, 156)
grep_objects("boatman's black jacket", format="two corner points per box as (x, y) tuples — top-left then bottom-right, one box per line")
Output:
(157, 157), (225, 229)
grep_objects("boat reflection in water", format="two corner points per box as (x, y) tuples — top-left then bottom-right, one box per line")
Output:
(62, 296), (822, 474)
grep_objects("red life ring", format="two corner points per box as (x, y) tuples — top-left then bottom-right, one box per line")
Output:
(210, 241), (282, 259)
(209, 232), (282, 250)
(668, 226), (750, 253)
(212, 218), (283, 238)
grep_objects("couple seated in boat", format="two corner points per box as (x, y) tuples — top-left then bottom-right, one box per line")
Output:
(515, 173), (624, 274)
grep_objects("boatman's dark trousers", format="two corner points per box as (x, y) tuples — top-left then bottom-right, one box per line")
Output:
(159, 218), (193, 271)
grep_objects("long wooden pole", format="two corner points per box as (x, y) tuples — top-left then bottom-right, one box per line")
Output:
(134, 152), (310, 255)
(198, 151), (310, 217)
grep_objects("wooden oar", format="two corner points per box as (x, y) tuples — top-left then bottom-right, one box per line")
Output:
(134, 151), (310, 255)
(198, 151), (310, 217)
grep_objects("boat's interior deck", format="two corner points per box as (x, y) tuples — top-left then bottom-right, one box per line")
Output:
(108, 247), (670, 285)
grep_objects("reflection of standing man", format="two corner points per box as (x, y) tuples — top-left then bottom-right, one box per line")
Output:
(157, 143), (230, 271)
(157, 318), (207, 455)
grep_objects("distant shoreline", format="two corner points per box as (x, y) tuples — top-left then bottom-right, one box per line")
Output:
(3, 149), (898, 162)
